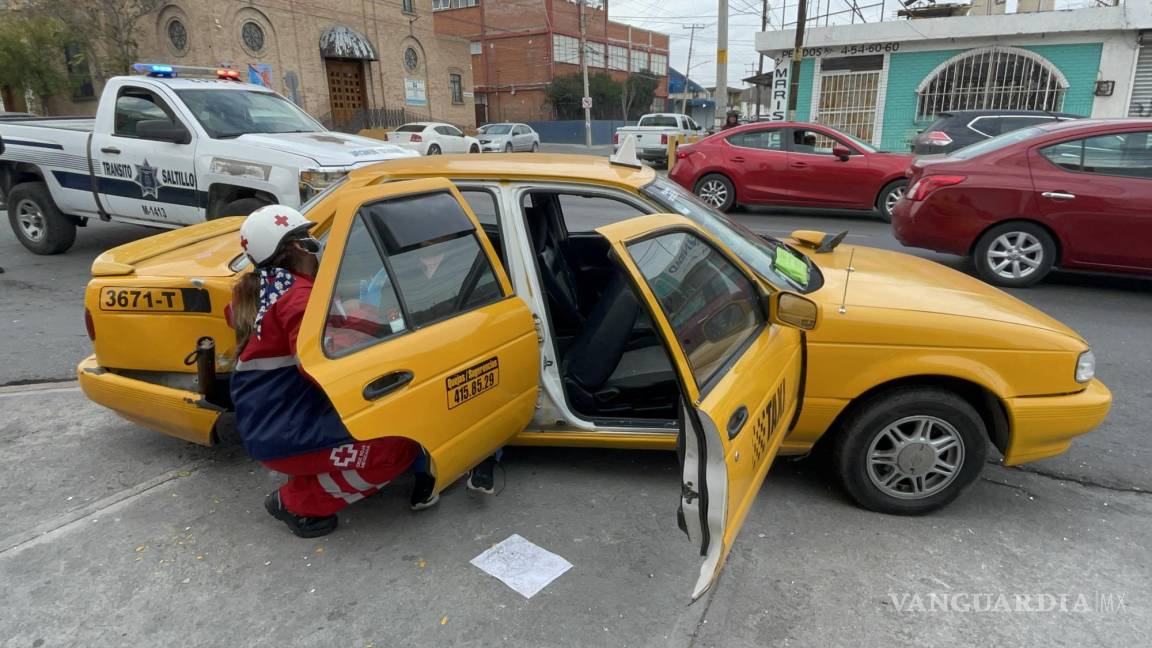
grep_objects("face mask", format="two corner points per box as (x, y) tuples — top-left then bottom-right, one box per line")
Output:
(297, 237), (323, 260)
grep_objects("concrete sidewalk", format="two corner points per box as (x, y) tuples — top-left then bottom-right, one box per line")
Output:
(2, 385), (1149, 647)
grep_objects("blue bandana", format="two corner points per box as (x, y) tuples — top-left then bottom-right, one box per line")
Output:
(254, 267), (295, 340)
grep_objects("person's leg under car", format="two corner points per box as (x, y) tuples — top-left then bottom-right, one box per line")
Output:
(261, 437), (424, 537)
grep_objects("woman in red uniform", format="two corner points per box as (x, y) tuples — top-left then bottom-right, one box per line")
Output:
(230, 205), (437, 538)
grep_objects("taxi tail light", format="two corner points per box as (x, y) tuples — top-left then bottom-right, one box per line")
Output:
(906, 175), (966, 201)
(410, 133), (423, 143)
(923, 131), (953, 147)
(84, 308), (95, 341)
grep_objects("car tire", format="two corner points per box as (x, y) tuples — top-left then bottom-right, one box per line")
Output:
(470, 144), (480, 154)
(694, 174), (736, 212)
(833, 387), (988, 515)
(972, 221), (1056, 288)
(876, 180), (907, 223)
(218, 197), (271, 220)
(7, 182), (76, 255)
(504, 143), (513, 153)
(427, 144), (441, 155)
(531, 142), (539, 152)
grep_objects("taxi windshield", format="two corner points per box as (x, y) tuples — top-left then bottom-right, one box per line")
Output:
(641, 176), (819, 293)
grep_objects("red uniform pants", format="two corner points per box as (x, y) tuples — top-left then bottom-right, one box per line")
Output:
(261, 437), (420, 517)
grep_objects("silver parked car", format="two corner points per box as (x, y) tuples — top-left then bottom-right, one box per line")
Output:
(477, 122), (540, 152)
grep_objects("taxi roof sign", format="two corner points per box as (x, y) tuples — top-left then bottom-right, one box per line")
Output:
(609, 134), (642, 169)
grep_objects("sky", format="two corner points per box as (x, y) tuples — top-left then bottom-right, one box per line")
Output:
(607, 0), (1090, 88)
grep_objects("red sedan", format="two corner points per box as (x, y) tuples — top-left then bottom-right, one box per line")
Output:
(892, 119), (1152, 287)
(668, 121), (913, 221)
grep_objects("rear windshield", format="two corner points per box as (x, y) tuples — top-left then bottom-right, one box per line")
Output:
(395, 124), (425, 133)
(950, 126), (1046, 159)
(638, 115), (679, 128)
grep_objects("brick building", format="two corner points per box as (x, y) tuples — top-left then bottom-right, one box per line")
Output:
(5, 0), (477, 130)
(433, 0), (669, 123)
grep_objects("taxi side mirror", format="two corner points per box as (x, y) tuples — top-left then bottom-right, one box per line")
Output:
(767, 291), (820, 331)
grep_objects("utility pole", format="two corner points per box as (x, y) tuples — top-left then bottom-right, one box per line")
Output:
(681, 23), (706, 114)
(754, 0), (768, 117)
(579, 0), (592, 148)
(787, 0), (807, 120)
(714, 0), (729, 127)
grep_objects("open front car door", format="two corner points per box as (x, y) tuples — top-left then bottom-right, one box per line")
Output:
(297, 178), (540, 489)
(597, 214), (812, 600)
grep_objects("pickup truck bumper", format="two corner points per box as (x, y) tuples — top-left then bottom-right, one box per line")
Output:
(78, 354), (224, 446)
(613, 145), (667, 162)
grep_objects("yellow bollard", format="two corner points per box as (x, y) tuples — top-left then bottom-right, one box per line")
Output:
(667, 133), (683, 169)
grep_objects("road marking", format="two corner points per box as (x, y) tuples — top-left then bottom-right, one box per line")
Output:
(0, 459), (213, 555)
(0, 381), (81, 398)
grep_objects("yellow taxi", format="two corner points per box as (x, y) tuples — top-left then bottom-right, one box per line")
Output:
(78, 152), (1110, 597)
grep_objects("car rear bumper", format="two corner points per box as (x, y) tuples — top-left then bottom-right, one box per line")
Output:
(77, 354), (223, 446)
(890, 198), (978, 255)
(1001, 378), (1112, 465)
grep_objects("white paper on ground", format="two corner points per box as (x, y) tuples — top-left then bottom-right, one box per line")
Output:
(470, 534), (573, 599)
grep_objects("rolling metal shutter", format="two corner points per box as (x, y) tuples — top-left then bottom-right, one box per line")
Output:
(1128, 34), (1152, 118)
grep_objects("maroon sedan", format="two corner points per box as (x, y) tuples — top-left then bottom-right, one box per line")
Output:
(892, 119), (1152, 287)
(668, 121), (913, 220)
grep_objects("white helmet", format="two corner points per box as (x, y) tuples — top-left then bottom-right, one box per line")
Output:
(239, 205), (315, 266)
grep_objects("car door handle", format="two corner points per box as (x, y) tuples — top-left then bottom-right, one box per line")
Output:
(1041, 191), (1076, 201)
(100, 147), (121, 155)
(363, 370), (413, 401)
(790, 162), (808, 168)
(727, 405), (749, 440)
(731, 156), (745, 163)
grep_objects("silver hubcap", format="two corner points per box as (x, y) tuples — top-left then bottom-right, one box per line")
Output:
(866, 415), (965, 500)
(16, 199), (46, 243)
(697, 180), (728, 208)
(884, 186), (905, 214)
(987, 232), (1043, 280)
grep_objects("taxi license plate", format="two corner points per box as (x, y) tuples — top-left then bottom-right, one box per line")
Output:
(446, 357), (499, 410)
(100, 287), (185, 312)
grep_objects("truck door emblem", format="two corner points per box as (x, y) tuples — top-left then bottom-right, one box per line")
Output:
(135, 159), (160, 198)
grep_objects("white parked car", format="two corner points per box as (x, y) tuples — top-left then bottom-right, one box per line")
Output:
(387, 122), (480, 155)
(477, 123), (540, 152)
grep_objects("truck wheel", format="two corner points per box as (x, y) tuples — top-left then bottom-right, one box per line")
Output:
(219, 197), (271, 219)
(972, 222), (1056, 288)
(876, 180), (907, 223)
(833, 387), (988, 515)
(7, 182), (76, 255)
(694, 174), (736, 212)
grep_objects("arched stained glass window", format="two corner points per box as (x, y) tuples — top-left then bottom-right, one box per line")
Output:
(916, 47), (1068, 120)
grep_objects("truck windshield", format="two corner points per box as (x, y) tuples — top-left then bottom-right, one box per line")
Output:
(641, 176), (819, 293)
(175, 89), (324, 138)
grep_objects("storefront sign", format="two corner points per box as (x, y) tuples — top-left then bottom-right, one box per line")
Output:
(765, 58), (790, 121)
(782, 42), (900, 58)
(405, 78), (427, 106)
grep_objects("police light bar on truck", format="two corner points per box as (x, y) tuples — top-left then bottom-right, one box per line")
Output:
(132, 63), (242, 81)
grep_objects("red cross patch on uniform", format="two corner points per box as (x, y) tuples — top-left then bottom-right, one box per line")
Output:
(274, 215), (290, 227)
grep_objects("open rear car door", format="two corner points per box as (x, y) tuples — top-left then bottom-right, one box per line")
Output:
(297, 178), (540, 488)
(596, 214), (813, 599)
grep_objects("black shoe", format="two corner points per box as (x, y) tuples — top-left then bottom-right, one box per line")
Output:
(264, 490), (338, 538)
(467, 457), (498, 495)
(410, 472), (440, 511)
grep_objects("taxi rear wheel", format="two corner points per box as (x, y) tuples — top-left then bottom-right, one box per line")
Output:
(833, 387), (987, 515)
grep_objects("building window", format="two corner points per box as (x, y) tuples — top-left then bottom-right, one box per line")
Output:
(648, 53), (667, 76)
(553, 35), (580, 65)
(432, 0), (478, 10)
(450, 73), (464, 103)
(585, 42), (605, 68)
(241, 21), (265, 54)
(814, 55), (883, 143)
(402, 0), (414, 12)
(630, 50), (648, 73)
(64, 44), (95, 100)
(608, 45), (627, 71)
(166, 18), (188, 55)
(404, 47), (419, 72)
(916, 46), (1068, 121)
(470, 41), (482, 55)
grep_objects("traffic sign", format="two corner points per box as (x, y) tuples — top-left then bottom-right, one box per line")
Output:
(581, 96), (593, 110)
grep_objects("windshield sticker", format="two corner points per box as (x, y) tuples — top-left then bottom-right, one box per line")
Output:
(773, 249), (810, 285)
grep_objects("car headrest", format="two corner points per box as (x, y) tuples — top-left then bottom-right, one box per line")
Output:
(526, 206), (549, 253)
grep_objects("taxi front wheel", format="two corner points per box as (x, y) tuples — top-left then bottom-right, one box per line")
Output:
(832, 387), (987, 515)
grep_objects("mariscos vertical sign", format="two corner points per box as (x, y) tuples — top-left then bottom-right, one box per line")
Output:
(766, 58), (790, 121)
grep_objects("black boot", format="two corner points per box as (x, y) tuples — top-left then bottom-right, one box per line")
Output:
(409, 472), (440, 511)
(265, 490), (338, 538)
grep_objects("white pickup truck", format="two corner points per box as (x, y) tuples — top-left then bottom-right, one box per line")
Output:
(612, 113), (704, 165)
(0, 65), (417, 254)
